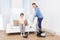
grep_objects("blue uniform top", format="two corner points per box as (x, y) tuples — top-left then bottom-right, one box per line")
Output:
(33, 7), (43, 20)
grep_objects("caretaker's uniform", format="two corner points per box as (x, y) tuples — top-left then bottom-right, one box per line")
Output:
(33, 7), (43, 33)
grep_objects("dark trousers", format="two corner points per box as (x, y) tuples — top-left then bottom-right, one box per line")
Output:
(38, 18), (43, 33)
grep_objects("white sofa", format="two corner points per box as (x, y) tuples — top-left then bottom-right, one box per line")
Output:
(6, 17), (38, 33)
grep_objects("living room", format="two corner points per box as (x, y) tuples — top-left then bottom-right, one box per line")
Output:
(0, 0), (60, 40)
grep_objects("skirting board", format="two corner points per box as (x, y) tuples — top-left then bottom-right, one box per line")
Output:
(43, 28), (60, 36)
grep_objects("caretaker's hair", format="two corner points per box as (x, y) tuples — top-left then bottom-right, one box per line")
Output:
(32, 3), (38, 7)
(20, 13), (24, 16)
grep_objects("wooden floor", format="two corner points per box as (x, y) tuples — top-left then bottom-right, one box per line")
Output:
(0, 31), (60, 40)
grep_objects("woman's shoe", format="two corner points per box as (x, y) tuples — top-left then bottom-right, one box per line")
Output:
(23, 34), (28, 38)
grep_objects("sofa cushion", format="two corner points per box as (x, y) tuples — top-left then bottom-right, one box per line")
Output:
(13, 20), (19, 26)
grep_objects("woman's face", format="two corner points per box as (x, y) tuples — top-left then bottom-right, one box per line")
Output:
(20, 15), (24, 18)
(32, 5), (36, 9)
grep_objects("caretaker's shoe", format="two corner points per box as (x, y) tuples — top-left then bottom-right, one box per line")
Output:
(37, 32), (46, 37)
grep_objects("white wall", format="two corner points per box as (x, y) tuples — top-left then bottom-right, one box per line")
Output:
(0, 0), (22, 30)
(1, 0), (11, 30)
(11, 0), (22, 8)
(50, 0), (60, 35)
(11, 0), (22, 20)
(22, 0), (31, 20)
(0, 0), (2, 14)
(1, 0), (60, 35)
(0, 15), (3, 30)
(30, 0), (60, 35)
(38, 0), (60, 35)
(0, 0), (4, 30)
(37, 0), (54, 31)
